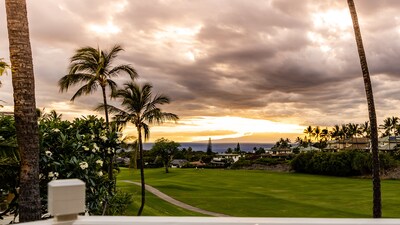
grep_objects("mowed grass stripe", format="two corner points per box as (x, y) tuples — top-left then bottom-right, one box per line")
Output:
(117, 168), (400, 217)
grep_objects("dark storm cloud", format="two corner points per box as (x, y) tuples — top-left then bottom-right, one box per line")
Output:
(1, 0), (400, 126)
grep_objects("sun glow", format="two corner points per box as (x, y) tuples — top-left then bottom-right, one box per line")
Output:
(150, 116), (304, 142)
(312, 9), (352, 31)
(88, 21), (121, 36)
(153, 25), (203, 62)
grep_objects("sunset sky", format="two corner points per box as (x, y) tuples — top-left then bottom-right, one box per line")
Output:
(1, 0), (400, 143)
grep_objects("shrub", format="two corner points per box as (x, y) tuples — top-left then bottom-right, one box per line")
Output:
(1, 114), (129, 215)
(290, 150), (398, 176)
(231, 159), (253, 169)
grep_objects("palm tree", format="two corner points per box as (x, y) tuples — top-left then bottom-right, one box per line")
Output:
(313, 126), (321, 141)
(360, 121), (370, 138)
(58, 45), (137, 185)
(347, 0), (381, 217)
(380, 117), (392, 138)
(58, 44), (137, 126)
(303, 126), (313, 149)
(100, 82), (178, 216)
(5, 0), (41, 221)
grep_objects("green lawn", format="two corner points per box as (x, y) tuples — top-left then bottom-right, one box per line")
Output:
(117, 167), (400, 218)
(116, 169), (204, 216)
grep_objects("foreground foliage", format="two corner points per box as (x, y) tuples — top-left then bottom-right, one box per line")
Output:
(0, 114), (131, 216)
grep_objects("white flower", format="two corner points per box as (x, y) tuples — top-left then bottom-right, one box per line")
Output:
(97, 171), (103, 177)
(100, 135), (108, 141)
(39, 173), (44, 179)
(68, 125), (73, 129)
(45, 151), (52, 157)
(116, 139), (121, 144)
(96, 160), (103, 167)
(54, 172), (59, 177)
(83, 146), (89, 151)
(0, 136), (4, 141)
(116, 132), (123, 138)
(52, 128), (60, 133)
(79, 162), (89, 170)
(93, 143), (99, 151)
(48, 172), (54, 178)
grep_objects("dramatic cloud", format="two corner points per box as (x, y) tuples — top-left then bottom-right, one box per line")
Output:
(1, 0), (400, 142)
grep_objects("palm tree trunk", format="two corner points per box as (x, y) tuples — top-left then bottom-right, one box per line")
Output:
(101, 86), (110, 126)
(101, 86), (114, 192)
(5, 0), (41, 222)
(347, 0), (381, 218)
(137, 126), (145, 216)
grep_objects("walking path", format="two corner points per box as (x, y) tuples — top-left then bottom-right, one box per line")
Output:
(121, 180), (229, 217)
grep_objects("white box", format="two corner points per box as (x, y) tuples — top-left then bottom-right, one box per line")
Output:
(48, 179), (85, 216)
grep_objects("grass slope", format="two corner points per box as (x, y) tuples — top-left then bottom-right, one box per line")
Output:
(118, 167), (400, 218)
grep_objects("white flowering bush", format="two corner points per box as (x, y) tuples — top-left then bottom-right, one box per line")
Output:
(38, 115), (125, 215)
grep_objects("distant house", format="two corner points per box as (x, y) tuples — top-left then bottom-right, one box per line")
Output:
(297, 146), (320, 152)
(212, 153), (243, 163)
(325, 138), (370, 151)
(189, 161), (206, 167)
(378, 136), (400, 152)
(170, 159), (188, 168)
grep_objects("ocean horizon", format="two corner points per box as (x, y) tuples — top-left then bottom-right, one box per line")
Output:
(143, 142), (274, 153)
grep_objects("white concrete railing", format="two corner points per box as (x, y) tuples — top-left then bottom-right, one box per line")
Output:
(19, 179), (400, 225)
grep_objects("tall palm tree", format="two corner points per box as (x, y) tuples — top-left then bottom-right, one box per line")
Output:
(58, 45), (137, 126)
(347, 0), (381, 217)
(5, 0), (41, 221)
(58, 45), (137, 185)
(100, 82), (178, 216)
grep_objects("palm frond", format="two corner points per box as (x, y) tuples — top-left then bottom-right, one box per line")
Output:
(104, 44), (123, 65)
(142, 123), (150, 140)
(58, 73), (95, 92)
(71, 82), (98, 101)
(108, 64), (138, 80)
(95, 103), (126, 115)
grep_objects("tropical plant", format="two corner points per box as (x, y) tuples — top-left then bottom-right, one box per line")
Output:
(347, 0), (381, 217)
(6, 0), (41, 221)
(100, 82), (178, 216)
(360, 121), (370, 138)
(39, 115), (123, 215)
(58, 44), (137, 185)
(58, 45), (137, 126)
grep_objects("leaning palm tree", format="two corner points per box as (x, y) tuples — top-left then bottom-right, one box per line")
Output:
(99, 82), (178, 216)
(347, 0), (381, 218)
(58, 44), (137, 126)
(6, 0), (41, 221)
